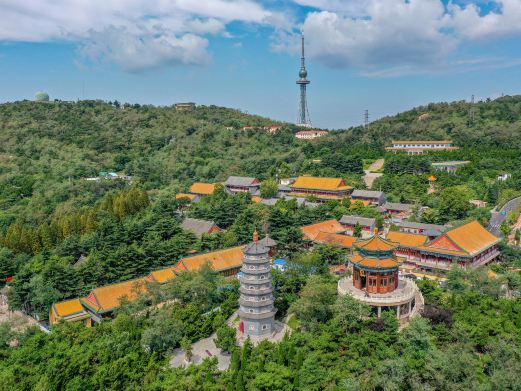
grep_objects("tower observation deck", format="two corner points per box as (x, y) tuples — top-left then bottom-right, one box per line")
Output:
(296, 31), (311, 127)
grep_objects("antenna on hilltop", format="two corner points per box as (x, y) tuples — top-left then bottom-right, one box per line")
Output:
(364, 110), (369, 128)
(296, 29), (311, 127)
(468, 94), (475, 127)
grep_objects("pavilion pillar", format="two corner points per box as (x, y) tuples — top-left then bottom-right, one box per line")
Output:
(408, 300), (412, 314)
(377, 306), (381, 318)
(396, 305), (400, 319)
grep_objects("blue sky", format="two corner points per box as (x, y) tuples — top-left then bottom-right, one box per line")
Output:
(1, 0), (521, 129)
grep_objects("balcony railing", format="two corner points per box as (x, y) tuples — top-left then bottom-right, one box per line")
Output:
(338, 277), (418, 305)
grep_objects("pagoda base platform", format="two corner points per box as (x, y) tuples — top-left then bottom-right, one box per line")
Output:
(338, 277), (424, 323)
(227, 312), (291, 346)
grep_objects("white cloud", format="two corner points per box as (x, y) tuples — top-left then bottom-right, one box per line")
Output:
(0, 0), (280, 71)
(282, 0), (521, 75)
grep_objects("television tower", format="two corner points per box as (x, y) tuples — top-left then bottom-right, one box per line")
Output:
(296, 30), (311, 127)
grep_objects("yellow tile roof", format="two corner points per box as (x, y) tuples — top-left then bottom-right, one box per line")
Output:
(52, 298), (85, 318)
(83, 278), (148, 313)
(251, 196), (263, 203)
(180, 246), (244, 272)
(176, 193), (197, 201)
(445, 220), (500, 256)
(147, 262), (188, 283)
(314, 232), (357, 248)
(291, 176), (352, 191)
(189, 183), (215, 195)
(301, 219), (345, 240)
(386, 232), (429, 248)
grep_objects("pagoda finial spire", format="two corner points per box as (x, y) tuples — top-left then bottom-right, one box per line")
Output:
(253, 229), (259, 242)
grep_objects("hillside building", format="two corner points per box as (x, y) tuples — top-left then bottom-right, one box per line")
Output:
(301, 219), (345, 241)
(224, 176), (260, 195)
(351, 190), (386, 206)
(379, 202), (414, 220)
(288, 176), (353, 201)
(189, 183), (216, 197)
(397, 221), (446, 236)
(175, 102), (196, 111)
(295, 130), (328, 139)
(339, 215), (377, 238)
(181, 218), (221, 238)
(385, 140), (458, 155)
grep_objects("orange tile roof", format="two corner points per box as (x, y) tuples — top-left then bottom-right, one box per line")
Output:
(82, 278), (148, 313)
(445, 220), (500, 256)
(314, 232), (357, 248)
(386, 232), (428, 248)
(291, 176), (353, 191)
(189, 183), (215, 195)
(355, 235), (398, 252)
(350, 254), (400, 269)
(301, 219), (345, 240)
(176, 193), (197, 201)
(251, 196), (263, 203)
(180, 246), (244, 272)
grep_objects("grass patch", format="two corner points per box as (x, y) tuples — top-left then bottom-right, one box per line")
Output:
(287, 316), (299, 330)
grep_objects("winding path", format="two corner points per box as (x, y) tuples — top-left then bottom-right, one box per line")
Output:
(488, 195), (521, 237)
(363, 159), (384, 189)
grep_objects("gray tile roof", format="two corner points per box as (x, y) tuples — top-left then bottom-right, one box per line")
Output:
(339, 215), (376, 227)
(397, 221), (445, 231)
(224, 176), (258, 187)
(382, 202), (414, 212)
(261, 198), (279, 206)
(351, 189), (385, 199)
(259, 235), (277, 247)
(181, 218), (219, 238)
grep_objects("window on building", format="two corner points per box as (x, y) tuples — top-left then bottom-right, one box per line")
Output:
(249, 309), (254, 313)
(249, 325), (255, 331)
(262, 324), (268, 330)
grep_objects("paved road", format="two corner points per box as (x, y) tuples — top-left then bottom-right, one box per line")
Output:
(363, 159), (384, 189)
(488, 195), (521, 236)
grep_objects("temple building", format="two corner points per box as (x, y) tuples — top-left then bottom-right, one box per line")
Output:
(288, 176), (353, 201)
(339, 215), (377, 238)
(388, 221), (500, 271)
(385, 140), (458, 155)
(189, 183), (216, 197)
(301, 219), (345, 241)
(238, 231), (276, 337)
(50, 245), (245, 327)
(350, 190), (386, 206)
(338, 230), (423, 321)
(379, 202), (414, 221)
(224, 176), (260, 195)
(181, 218), (221, 238)
(49, 298), (91, 327)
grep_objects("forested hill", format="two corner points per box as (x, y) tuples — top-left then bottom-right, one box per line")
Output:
(1, 96), (521, 227)
(0, 100), (301, 223)
(333, 95), (521, 148)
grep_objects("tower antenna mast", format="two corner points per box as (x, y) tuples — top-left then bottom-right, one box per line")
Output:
(296, 30), (311, 127)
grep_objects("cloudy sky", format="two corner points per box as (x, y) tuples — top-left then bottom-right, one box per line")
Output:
(1, 0), (521, 128)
